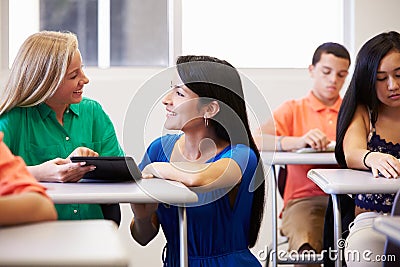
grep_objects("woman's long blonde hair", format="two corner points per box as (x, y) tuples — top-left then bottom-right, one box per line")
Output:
(0, 31), (78, 115)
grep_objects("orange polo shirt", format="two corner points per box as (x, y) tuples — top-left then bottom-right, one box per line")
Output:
(0, 138), (48, 197)
(273, 92), (341, 208)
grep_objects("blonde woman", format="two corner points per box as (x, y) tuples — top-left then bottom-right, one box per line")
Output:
(0, 31), (124, 222)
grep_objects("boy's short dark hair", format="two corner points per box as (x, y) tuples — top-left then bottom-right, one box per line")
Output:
(312, 42), (351, 66)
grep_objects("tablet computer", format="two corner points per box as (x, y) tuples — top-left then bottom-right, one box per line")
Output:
(70, 156), (142, 181)
(295, 141), (336, 153)
(295, 147), (335, 153)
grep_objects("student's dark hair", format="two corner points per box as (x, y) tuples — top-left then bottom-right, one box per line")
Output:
(312, 42), (351, 66)
(176, 55), (265, 248)
(336, 31), (400, 167)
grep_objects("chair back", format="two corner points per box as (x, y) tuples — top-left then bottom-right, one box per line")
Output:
(101, 204), (121, 226)
(390, 190), (400, 216)
(277, 165), (287, 198)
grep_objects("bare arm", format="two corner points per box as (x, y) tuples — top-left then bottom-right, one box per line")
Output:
(130, 204), (159, 246)
(142, 158), (242, 189)
(343, 105), (400, 178)
(0, 192), (57, 226)
(254, 118), (330, 151)
(253, 119), (277, 150)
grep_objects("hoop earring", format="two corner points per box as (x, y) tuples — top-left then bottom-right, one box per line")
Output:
(204, 116), (208, 127)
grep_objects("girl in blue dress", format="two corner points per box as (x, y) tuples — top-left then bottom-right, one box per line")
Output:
(130, 55), (266, 266)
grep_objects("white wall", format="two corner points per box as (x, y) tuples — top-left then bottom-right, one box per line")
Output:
(353, 0), (400, 54)
(82, 67), (311, 150)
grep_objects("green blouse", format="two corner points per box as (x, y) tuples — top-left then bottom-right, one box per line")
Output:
(0, 98), (124, 220)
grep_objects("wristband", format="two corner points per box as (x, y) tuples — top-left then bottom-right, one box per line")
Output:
(277, 136), (285, 151)
(363, 151), (372, 169)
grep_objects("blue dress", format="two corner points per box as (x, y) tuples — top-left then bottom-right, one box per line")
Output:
(139, 134), (261, 267)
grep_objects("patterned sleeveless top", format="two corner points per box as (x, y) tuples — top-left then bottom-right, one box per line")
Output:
(354, 114), (399, 213)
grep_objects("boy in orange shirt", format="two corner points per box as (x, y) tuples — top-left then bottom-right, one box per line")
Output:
(254, 43), (351, 266)
(0, 131), (57, 225)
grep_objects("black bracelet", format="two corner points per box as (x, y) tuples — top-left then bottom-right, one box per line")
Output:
(363, 151), (373, 169)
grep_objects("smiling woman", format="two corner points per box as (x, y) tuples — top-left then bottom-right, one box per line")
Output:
(0, 31), (124, 223)
(130, 55), (266, 267)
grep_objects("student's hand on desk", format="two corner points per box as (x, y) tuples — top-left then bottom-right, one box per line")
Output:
(141, 172), (154, 179)
(367, 152), (400, 179)
(141, 163), (163, 179)
(300, 129), (330, 151)
(68, 147), (99, 157)
(31, 158), (96, 182)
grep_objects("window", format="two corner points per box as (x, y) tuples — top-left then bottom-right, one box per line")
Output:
(40, 0), (99, 66)
(9, 0), (169, 67)
(6, 0), (345, 68)
(181, 0), (344, 68)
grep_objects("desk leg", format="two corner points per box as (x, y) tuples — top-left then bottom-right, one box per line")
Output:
(331, 194), (342, 267)
(271, 165), (278, 267)
(178, 206), (188, 267)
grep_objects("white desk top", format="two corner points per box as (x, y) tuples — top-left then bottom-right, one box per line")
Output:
(373, 216), (400, 247)
(42, 178), (198, 204)
(0, 220), (128, 266)
(261, 151), (337, 165)
(308, 169), (400, 194)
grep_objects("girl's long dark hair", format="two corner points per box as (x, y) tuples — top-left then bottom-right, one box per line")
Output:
(176, 55), (265, 248)
(336, 31), (400, 167)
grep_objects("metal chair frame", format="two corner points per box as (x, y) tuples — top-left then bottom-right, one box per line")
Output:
(265, 164), (324, 266)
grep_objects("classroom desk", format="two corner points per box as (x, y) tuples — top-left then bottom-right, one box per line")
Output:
(307, 169), (400, 267)
(41, 178), (198, 267)
(44, 178), (197, 204)
(373, 216), (400, 247)
(0, 220), (129, 267)
(261, 151), (336, 166)
(261, 151), (336, 267)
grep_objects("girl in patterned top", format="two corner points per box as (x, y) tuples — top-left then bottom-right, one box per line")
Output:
(336, 31), (400, 267)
